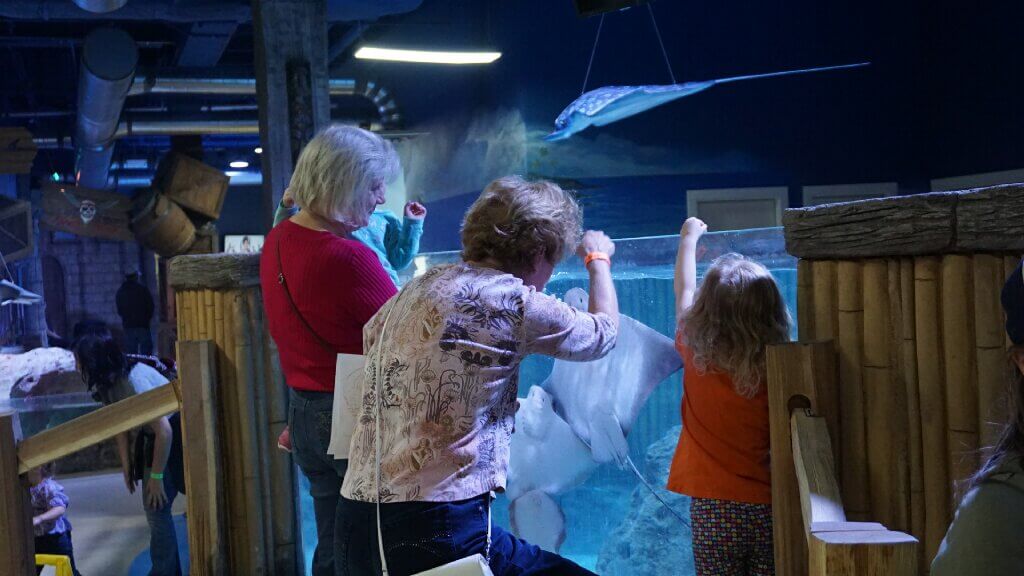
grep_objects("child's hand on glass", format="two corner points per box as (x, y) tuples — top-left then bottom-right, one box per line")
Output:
(282, 187), (295, 208)
(681, 217), (707, 240)
(405, 201), (427, 221)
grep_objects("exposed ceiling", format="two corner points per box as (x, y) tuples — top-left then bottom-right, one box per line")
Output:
(0, 0), (427, 189)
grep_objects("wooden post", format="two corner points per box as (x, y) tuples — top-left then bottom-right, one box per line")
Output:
(974, 254), (1008, 452)
(863, 260), (908, 530)
(835, 260), (868, 519)
(913, 256), (949, 563)
(808, 527), (918, 575)
(791, 410), (846, 532)
(798, 259), (815, 340)
(811, 260), (837, 341)
(252, 0), (331, 229)
(767, 341), (839, 576)
(941, 255), (978, 495)
(178, 340), (226, 576)
(899, 258), (925, 552)
(0, 412), (33, 576)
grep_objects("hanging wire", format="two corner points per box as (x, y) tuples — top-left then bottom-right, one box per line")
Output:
(647, 3), (677, 84)
(581, 14), (606, 95)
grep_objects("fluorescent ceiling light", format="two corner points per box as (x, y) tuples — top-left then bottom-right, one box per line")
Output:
(354, 46), (501, 65)
(229, 160), (249, 169)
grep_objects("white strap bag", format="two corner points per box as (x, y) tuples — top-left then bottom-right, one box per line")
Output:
(369, 292), (494, 576)
(327, 352), (366, 459)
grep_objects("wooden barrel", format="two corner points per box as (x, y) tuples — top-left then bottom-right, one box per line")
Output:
(131, 192), (196, 257)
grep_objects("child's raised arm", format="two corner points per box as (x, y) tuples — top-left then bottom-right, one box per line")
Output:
(674, 217), (707, 323)
(384, 201), (426, 271)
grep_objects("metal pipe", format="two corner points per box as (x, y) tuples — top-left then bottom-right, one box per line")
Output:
(113, 118), (383, 137)
(71, 0), (128, 14)
(74, 27), (138, 189)
(128, 76), (356, 96)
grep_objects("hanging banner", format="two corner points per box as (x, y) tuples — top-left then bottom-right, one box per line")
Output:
(41, 182), (135, 241)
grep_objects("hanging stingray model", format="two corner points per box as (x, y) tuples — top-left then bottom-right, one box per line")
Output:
(545, 62), (870, 141)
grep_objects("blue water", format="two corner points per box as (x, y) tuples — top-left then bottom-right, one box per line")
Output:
(298, 254), (798, 574)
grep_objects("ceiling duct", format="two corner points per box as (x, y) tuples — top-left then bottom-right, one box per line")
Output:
(71, 0), (128, 14)
(0, 0), (420, 22)
(74, 27), (138, 189)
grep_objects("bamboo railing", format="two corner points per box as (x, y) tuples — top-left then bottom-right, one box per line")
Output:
(782, 184), (1024, 573)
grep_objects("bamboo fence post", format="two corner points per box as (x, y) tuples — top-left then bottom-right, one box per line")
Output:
(886, 259), (912, 532)
(798, 259), (815, 340)
(812, 260), (837, 341)
(1005, 256), (1020, 350)
(974, 254), (1008, 453)
(863, 260), (907, 530)
(940, 255), (978, 497)
(914, 256), (949, 563)
(835, 260), (869, 519)
(899, 257), (925, 548)
(233, 292), (268, 575)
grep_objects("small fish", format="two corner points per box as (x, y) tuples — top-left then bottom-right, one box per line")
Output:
(546, 62), (870, 141)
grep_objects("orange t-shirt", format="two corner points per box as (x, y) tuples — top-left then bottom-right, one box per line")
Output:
(667, 332), (772, 504)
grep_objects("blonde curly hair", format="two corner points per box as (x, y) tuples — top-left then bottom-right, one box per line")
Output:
(682, 253), (792, 397)
(461, 176), (582, 273)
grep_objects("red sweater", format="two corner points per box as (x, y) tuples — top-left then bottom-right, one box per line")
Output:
(261, 220), (397, 393)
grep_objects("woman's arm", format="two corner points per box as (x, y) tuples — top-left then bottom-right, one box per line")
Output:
(674, 218), (707, 323)
(116, 432), (136, 494)
(144, 416), (173, 510)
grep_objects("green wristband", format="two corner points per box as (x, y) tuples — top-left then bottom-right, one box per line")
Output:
(149, 472), (164, 480)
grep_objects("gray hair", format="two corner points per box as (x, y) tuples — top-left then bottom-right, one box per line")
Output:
(288, 125), (400, 224)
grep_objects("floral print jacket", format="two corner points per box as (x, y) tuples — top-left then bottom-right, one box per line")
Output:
(341, 262), (617, 502)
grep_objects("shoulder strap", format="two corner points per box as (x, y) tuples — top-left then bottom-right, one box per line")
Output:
(276, 233), (338, 354)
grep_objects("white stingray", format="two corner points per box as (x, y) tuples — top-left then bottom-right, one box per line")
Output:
(506, 288), (683, 552)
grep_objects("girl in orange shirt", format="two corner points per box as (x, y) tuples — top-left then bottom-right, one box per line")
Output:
(669, 217), (791, 575)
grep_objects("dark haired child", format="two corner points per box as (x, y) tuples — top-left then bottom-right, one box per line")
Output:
(28, 463), (83, 576)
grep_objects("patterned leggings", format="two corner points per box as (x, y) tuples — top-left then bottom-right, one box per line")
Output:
(691, 497), (774, 575)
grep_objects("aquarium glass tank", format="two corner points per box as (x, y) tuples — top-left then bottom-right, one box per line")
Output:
(297, 226), (796, 575)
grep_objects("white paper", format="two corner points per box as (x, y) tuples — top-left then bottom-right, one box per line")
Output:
(327, 353), (366, 459)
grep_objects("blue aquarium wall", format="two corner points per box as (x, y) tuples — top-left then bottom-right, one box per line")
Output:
(298, 226), (796, 574)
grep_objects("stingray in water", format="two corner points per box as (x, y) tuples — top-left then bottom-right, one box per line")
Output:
(545, 62), (870, 141)
(506, 288), (683, 552)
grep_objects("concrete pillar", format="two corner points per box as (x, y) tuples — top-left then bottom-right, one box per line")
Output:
(252, 0), (331, 231)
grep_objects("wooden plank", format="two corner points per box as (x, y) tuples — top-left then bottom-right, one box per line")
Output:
(17, 382), (181, 473)
(177, 341), (226, 576)
(784, 185), (1024, 258)
(1005, 255), (1021, 350)
(941, 254), (978, 491)
(798, 259), (815, 340)
(913, 256), (950, 564)
(812, 260), (838, 341)
(246, 290), (277, 572)
(233, 291), (267, 575)
(0, 412), (34, 576)
(39, 182), (135, 242)
(974, 254), (1008, 452)
(767, 342), (840, 576)
(835, 260), (868, 519)
(886, 259), (912, 534)
(784, 192), (957, 258)
(809, 528), (918, 576)
(221, 292), (247, 573)
(899, 258), (925, 550)
(791, 410), (846, 534)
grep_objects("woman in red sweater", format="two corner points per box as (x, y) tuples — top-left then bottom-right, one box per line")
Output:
(260, 125), (399, 576)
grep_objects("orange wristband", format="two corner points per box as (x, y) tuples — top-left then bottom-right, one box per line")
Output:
(584, 251), (611, 269)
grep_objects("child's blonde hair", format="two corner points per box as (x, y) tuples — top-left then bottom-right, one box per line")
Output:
(682, 253), (792, 397)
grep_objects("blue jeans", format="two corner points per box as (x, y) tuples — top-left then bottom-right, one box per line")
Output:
(334, 493), (596, 576)
(144, 461), (181, 576)
(123, 327), (154, 355)
(290, 388), (349, 576)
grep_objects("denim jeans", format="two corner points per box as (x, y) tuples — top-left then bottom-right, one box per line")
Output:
(335, 493), (596, 576)
(290, 388), (349, 576)
(144, 457), (182, 575)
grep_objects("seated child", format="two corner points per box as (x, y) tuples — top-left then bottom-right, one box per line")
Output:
(669, 217), (792, 576)
(273, 188), (427, 451)
(28, 463), (82, 576)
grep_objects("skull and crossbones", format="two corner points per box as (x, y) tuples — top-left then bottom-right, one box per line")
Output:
(61, 189), (119, 225)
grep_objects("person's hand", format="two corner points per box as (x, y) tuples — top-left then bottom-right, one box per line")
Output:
(32, 516), (42, 527)
(282, 187), (295, 208)
(681, 217), (707, 240)
(404, 201), (426, 221)
(122, 463), (137, 494)
(145, 477), (168, 510)
(576, 230), (616, 259)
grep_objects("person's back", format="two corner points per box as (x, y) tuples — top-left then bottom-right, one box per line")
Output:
(116, 275), (153, 329)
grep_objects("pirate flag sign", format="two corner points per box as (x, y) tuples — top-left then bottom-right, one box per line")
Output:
(41, 182), (134, 241)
